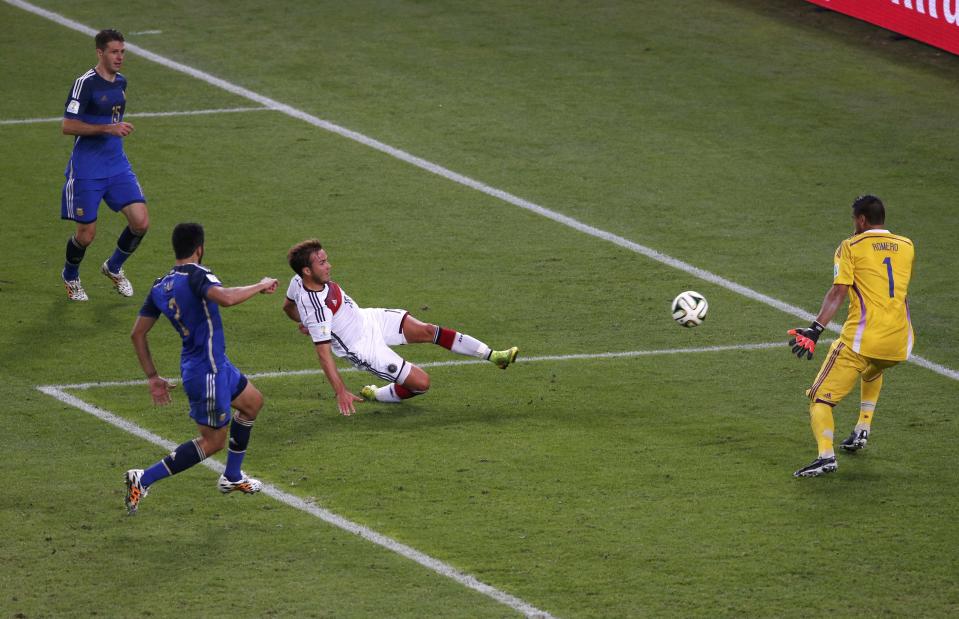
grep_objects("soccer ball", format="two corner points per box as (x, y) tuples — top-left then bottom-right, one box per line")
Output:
(671, 290), (708, 327)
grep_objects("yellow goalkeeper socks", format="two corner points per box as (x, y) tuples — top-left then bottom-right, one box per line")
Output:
(809, 401), (835, 458)
(858, 373), (883, 431)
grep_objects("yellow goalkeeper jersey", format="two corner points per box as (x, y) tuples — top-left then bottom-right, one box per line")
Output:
(833, 229), (915, 361)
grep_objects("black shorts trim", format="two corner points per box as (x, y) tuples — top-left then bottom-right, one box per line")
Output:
(230, 374), (249, 401)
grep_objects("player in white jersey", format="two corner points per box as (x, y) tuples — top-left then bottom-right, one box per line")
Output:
(282, 239), (519, 415)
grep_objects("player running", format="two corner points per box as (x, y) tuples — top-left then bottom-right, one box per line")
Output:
(788, 195), (915, 478)
(124, 223), (278, 514)
(282, 239), (519, 416)
(60, 29), (149, 301)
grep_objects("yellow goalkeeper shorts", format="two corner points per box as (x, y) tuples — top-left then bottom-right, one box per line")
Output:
(806, 340), (899, 405)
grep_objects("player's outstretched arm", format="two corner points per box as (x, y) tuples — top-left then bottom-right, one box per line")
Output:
(787, 284), (848, 360)
(314, 342), (363, 416)
(131, 315), (175, 405)
(206, 277), (278, 307)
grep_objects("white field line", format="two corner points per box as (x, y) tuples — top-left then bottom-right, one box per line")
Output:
(42, 341), (784, 391)
(35, 385), (554, 619)
(33, 341), (778, 616)
(32, 341), (782, 616)
(8, 4), (955, 376)
(0, 106), (271, 125)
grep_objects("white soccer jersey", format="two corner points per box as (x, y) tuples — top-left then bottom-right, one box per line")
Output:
(287, 276), (413, 383)
(286, 276), (367, 356)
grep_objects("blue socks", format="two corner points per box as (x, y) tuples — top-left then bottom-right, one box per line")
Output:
(224, 415), (255, 482)
(106, 226), (145, 273)
(140, 438), (206, 487)
(64, 227), (144, 279)
(137, 414), (255, 488)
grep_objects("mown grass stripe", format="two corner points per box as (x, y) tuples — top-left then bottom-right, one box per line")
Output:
(7, 0), (954, 383)
(36, 385), (556, 619)
(0, 106), (271, 125)
(40, 341), (784, 391)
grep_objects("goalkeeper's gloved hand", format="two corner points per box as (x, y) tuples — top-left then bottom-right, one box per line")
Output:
(787, 321), (825, 360)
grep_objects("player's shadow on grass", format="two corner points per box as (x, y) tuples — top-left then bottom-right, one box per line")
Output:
(280, 400), (530, 438)
(5, 295), (140, 383)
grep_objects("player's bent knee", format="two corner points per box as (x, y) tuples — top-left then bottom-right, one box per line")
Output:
(233, 383), (264, 420)
(199, 433), (227, 455)
(123, 203), (150, 234)
(406, 371), (430, 393)
(75, 226), (96, 246)
(131, 216), (149, 236)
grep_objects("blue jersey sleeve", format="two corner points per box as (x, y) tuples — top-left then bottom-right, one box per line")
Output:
(189, 267), (222, 301)
(139, 290), (162, 318)
(64, 70), (94, 119)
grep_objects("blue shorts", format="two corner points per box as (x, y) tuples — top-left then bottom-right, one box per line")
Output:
(61, 170), (146, 223)
(182, 362), (248, 428)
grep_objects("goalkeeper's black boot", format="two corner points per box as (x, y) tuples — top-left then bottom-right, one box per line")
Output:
(793, 456), (837, 478)
(839, 428), (869, 452)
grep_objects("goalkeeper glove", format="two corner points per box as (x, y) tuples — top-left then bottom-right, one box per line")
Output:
(787, 321), (825, 360)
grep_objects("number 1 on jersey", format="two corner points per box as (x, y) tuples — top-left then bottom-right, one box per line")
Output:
(883, 256), (895, 298)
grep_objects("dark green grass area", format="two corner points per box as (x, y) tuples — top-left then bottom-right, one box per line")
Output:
(59, 354), (959, 617)
(14, 0), (957, 366)
(1, 109), (795, 385)
(2, 0), (959, 616)
(3, 374), (516, 618)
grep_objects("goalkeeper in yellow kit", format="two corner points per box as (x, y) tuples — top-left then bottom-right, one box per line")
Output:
(788, 195), (915, 478)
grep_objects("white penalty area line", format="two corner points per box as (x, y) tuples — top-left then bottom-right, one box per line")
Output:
(43, 341), (784, 391)
(8, 0), (957, 386)
(34, 342), (779, 617)
(0, 106), (272, 126)
(35, 385), (554, 619)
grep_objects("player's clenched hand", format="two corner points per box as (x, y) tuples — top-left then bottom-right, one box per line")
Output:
(108, 122), (134, 137)
(787, 321), (825, 360)
(148, 375), (176, 406)
(298, 322), (310, 335)
(259, 277), (278, 294)
(336, 390), (363, 416)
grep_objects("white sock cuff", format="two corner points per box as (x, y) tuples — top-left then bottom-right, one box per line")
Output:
(376, 385), (402, 403)
(451, 333), (491, 359)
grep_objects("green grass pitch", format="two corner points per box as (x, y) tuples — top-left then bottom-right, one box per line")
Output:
(2, 1), (958, 617)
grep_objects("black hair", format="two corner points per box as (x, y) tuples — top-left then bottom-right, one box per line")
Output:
(172, 223), (205, 259)
(852, 195), (885, 225)
(95, 29), (124, 50)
